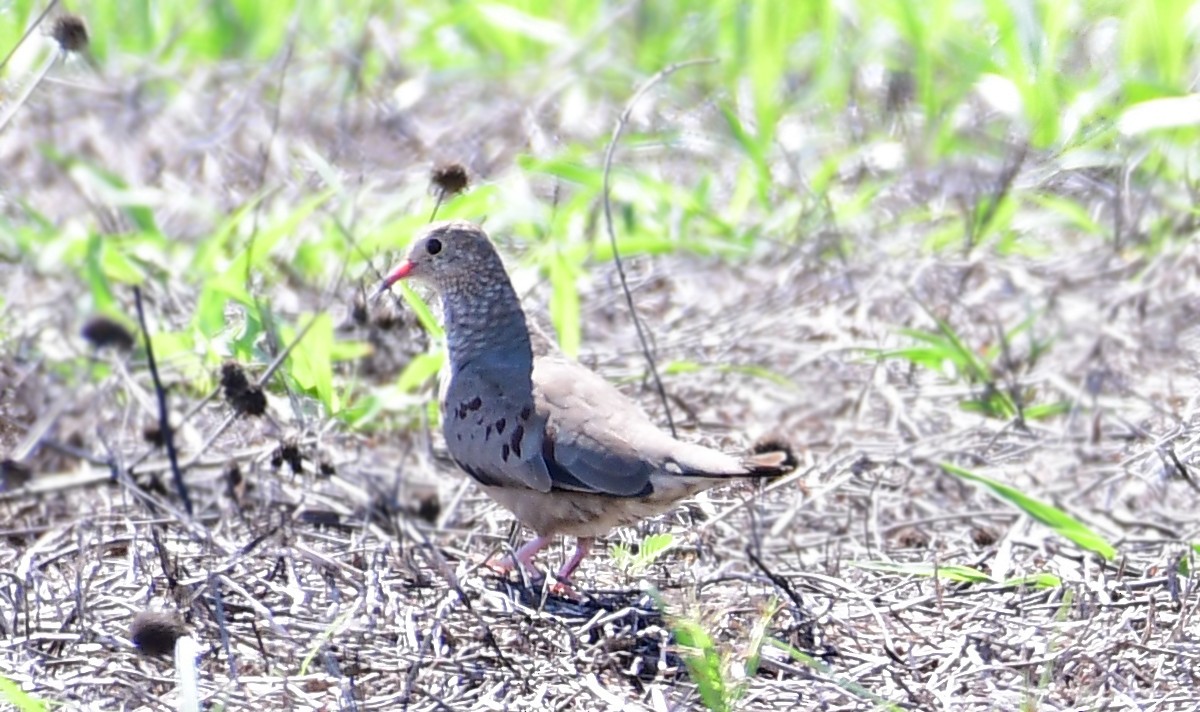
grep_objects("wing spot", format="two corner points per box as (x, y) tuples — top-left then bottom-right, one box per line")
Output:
(496, 418), (506, 435)
(501, 444), (510, 462)
(510, 424), (524, 459)
(465, 396), (482, 411)
(520, 406), (532, 420)
(485, 425), (492, 441)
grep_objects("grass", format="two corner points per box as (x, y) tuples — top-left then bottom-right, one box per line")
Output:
(2, 0), (1200, 709)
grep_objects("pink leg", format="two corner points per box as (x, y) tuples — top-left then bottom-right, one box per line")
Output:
(549, 538), (594, 597)
(555, 538), (593, 582)
(487, 535), (552, 576)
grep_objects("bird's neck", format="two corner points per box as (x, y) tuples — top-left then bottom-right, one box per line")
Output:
(440, 278), (533, 375)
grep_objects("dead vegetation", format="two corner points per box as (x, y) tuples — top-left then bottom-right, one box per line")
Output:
(2, 10), (1200, 712)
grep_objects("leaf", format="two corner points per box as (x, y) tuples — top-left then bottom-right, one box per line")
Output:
(674, 618), (727, 712)
(941, 463), (1116, 560)
(547, 249), (581, 358)
(286, 314), (337, 414)
(1117, 95), (1200, 135)
(0, 676), (46, 712)
(851, 562), (1061, 590)
(396, 351), (444, 394)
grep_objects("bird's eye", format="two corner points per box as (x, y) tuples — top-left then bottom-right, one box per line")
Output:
(426, 238), (442, 255)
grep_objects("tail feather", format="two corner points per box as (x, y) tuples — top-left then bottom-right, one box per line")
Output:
(742, 438), (798, 476)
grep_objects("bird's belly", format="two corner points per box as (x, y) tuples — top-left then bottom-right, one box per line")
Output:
(479, 485), (685, 538)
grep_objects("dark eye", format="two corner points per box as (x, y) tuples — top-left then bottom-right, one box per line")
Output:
(426, 238), (442, 255)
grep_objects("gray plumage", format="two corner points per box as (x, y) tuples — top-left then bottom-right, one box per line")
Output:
(379, 220), (793, 591)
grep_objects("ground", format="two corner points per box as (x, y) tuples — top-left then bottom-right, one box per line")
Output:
(2, 5), (1200, 711)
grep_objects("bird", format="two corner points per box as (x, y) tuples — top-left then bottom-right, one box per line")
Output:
(377, 220), (794, 594)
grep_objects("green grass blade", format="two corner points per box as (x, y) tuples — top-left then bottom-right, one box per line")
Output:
(941, 463), (1116, 560)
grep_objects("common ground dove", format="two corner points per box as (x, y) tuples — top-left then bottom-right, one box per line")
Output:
(378, 221), (793, 592)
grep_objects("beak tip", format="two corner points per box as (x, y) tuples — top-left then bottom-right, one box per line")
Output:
(373, 260), (414, 300)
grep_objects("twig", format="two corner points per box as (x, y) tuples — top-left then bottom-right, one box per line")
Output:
(0, 6), (63, 132)
(0, 0), (58, 75)
(600, 58), (716, 438)
(133, 286), (192, 515)
(746, 546), (807, 613)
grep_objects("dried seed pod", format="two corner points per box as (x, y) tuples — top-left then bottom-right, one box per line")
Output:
(81, 315), (135, 351)
(430, 162), (469, 197)
(130, 610), (187, 656)
(51, 15), (89, 53)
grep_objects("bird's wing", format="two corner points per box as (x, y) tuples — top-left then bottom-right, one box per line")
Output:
(442, 361), (552, 493)
(532, 356), (696, 497)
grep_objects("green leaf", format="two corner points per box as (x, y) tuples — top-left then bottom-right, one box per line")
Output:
(547, 249), (581, 358)
(852, 561), (1061, 589)
(286, 314), (337, 414)
(674, 618), (727, 712)
(941, 463), (1116, 560)
(396, 351), (444, 394)
(0, 676), (46, 712)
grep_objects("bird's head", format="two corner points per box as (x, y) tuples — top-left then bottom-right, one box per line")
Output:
(375, 220), (499, 297)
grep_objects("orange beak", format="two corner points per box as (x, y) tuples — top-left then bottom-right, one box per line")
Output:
(373, 260), (414, 298)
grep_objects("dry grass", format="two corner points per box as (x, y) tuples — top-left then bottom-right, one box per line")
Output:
(3, 39), (1200, 712)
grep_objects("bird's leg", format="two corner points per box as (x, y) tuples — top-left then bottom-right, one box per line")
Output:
(549, 538), (593, 598)
(488, 535), (551, 576)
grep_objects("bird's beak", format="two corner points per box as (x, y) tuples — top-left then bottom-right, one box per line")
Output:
(372, 260), (414, 299)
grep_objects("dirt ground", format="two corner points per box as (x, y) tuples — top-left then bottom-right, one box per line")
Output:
(3, 40), (1200, 712)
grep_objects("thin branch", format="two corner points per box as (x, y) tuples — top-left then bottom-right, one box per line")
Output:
(133, 286), (192, 515)
(600, 58), (716, 438)
(0, 0), (58, 75)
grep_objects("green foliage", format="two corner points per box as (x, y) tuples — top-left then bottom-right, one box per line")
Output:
(941, 463), (1117, 560)
(674, 617), (728, 712)
(853, 561), (1062, 589)
(0, 677), (46, 712)
(610, 532), (674, 575)
(880, 309), (1063, 421)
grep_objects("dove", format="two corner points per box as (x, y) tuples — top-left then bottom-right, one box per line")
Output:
(378, 220), (793, 593)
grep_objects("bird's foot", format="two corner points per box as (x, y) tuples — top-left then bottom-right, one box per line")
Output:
(484, 556), (519, 576)
(548, 578), (581, 599)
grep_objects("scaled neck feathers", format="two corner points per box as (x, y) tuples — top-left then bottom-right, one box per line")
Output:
(439, 270), (533, 375)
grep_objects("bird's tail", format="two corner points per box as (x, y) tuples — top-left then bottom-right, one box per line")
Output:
(741, 438), (798, 476)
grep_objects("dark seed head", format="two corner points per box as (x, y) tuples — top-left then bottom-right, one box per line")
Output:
(130, 610), (187, 656)
(142, 424), (165, 447)
(220, 362), (265, 416)
(82, 315), (135, 351)
(430, 163), (469, 197)
(220, 362), (251, 394)
(274, 441), (303, 474)
(223, 461), (244, 501)
(0, 459), (32, 491)
(52, 15), (89, 53)
(350, 292), (370, 325)
(231, 384), (266, 416)
(297, 509), (342, 528)
(413, 492), (440, 523)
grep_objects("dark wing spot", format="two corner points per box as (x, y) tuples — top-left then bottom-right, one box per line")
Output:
(501, 444), (510, 462)
(464, 396), (482, 412)
(510, 424), (524, 459)
(495, 418), (506, 435)
(520, 406), (532, 420)
(485, 425), (492, 441)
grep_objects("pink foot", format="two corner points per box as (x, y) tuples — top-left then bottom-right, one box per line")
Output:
(546, 538), (593, 599)
(486, 535), (551, 578)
